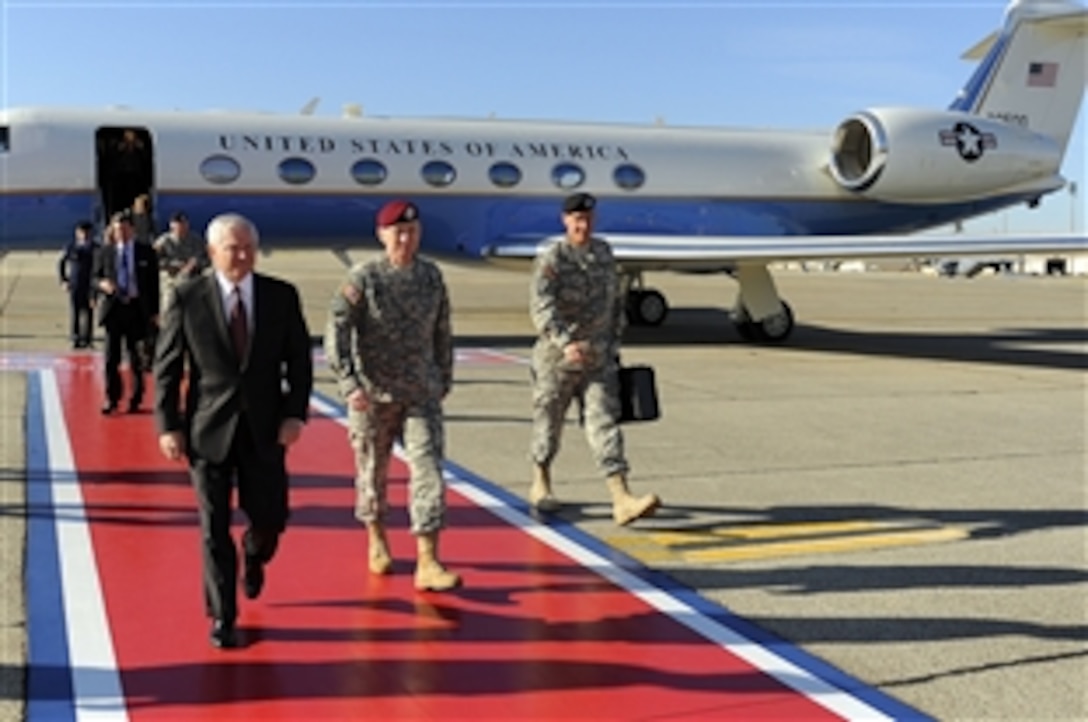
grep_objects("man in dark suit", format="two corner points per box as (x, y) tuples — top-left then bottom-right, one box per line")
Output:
(58, 220), (98, 349)
(154, 212), (313, 649)
(93, 211), (160, 413)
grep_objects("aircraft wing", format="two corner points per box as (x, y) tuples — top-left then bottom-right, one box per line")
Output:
(483, 232), (1087, 270)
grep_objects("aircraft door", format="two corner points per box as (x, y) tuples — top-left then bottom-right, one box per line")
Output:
(95, 126), (155, 221)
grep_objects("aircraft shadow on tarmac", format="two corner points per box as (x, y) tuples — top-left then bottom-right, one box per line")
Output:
(2, 472), (586, 534)
(436, 552), (1088, 647)
(9, 461), (1085, 541)
(12, 580), (1086, 704)
(451, 308), (1087, 371)
(16, 656), (786, 706)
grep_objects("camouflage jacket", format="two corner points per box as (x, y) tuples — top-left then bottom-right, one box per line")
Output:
(530, 237), (624, 370)
(325, 256), (453, 404)
(153, 231), (208, 280)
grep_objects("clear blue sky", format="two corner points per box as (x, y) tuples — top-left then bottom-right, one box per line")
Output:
(1, 0), (1083, 234)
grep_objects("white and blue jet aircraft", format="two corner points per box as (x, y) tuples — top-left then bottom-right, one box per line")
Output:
(1, 0), (1084, 341)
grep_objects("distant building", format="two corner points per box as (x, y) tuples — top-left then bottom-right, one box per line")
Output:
(1021, 253), (1088, 276)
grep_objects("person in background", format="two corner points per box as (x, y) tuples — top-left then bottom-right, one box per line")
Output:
(527, 192), (661, 526)
(93, 211), (160, 414)
(153, 211), (209, 305)
(132, 194), (155, 245)
(57, 220), (98, 349)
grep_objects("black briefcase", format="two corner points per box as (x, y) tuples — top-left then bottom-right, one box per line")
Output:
(618, 365), (660, 423)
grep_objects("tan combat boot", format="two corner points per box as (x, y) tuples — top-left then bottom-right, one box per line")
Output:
(607, 473), (661, 526)
(529, 463), (561, 512)
(367, 522), (393, 575)
(414, 532), (462, 591)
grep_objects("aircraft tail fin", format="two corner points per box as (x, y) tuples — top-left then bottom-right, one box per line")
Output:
(950, 0), (1087, 154)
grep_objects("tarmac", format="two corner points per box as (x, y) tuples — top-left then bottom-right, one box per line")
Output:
(1, 248), (1085, 720)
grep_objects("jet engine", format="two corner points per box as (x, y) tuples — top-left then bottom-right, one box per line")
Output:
(828, 107), (1061, 203)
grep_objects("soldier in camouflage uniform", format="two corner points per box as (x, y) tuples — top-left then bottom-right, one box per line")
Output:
(154, 211), (208, 305)
(529, 192), (661, 526)
(324, 199), (460, 591)
(150, 212), (208, 365)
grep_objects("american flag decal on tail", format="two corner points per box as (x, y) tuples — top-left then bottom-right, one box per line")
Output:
(1027, 61), (1059, 87)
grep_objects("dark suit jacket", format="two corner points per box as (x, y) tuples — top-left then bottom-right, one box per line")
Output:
(58, 240), (98, 297)
(154, 273), (313, 464)
(93, 240), (161, 326)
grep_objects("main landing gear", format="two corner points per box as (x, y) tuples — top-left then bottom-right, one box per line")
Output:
(621, 264), (797, 342)
(731, 301), (794, 342)
(626, 290), (669, 327)
(729, 263), (795, 342)
(622, 274), (669, 327)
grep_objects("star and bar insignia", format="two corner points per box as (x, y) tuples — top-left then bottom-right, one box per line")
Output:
(939, 121), (998, 163)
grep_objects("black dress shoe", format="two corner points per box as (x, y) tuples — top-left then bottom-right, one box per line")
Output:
(210, 620), (238, 649)
(101, 401), (117, 415)
(243, 556), (264, 600)
(127, 399), (141, 413)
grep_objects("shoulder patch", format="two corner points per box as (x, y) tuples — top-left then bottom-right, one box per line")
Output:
(541, 263), (558, 281)
(342, 283), (362, 305)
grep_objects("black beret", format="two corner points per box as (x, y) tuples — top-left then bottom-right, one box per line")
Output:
(562, 192), (597, 214)
(170, 211), (189, 223)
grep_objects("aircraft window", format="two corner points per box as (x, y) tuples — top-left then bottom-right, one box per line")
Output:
(278, 157), (316, 185)
(351, 159), (387, 186)
(0, 126), (9, 153)
(488, 162), (522, 188)
(552, 162), (585, 190)
(422, 160), (456, 188)
(199, 155), (241, 185)
(613, 163), (645, 190)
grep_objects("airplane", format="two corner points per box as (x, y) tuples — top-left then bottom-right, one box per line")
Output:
(1, 0), (1085, 343)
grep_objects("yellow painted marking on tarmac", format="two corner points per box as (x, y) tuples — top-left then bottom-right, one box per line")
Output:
(681, 527), (968, 563)
(606, 520), (969, 565)
(649, 520), (883, 547)
(606, 535), (681, 563)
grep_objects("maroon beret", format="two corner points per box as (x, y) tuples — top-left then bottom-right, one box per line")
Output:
(376, 199), (419, 227)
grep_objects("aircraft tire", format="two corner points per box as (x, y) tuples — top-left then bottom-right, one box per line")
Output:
(626, 289), (669, 327)
(733, 302), (794, 343)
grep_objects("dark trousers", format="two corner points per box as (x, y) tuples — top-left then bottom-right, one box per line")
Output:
(102, 303), (146, 404)
(139, 322), (158, 371)
(68, 292), (93, 346)
(189, 417), (288, 623)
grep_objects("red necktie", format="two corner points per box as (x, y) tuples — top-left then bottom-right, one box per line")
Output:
(229, 286), (248, 362)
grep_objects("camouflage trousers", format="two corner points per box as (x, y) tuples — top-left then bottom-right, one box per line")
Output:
(530, 361), (628, 477)
(161, 273), (178, 311)
(348, 399), (446, 535)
